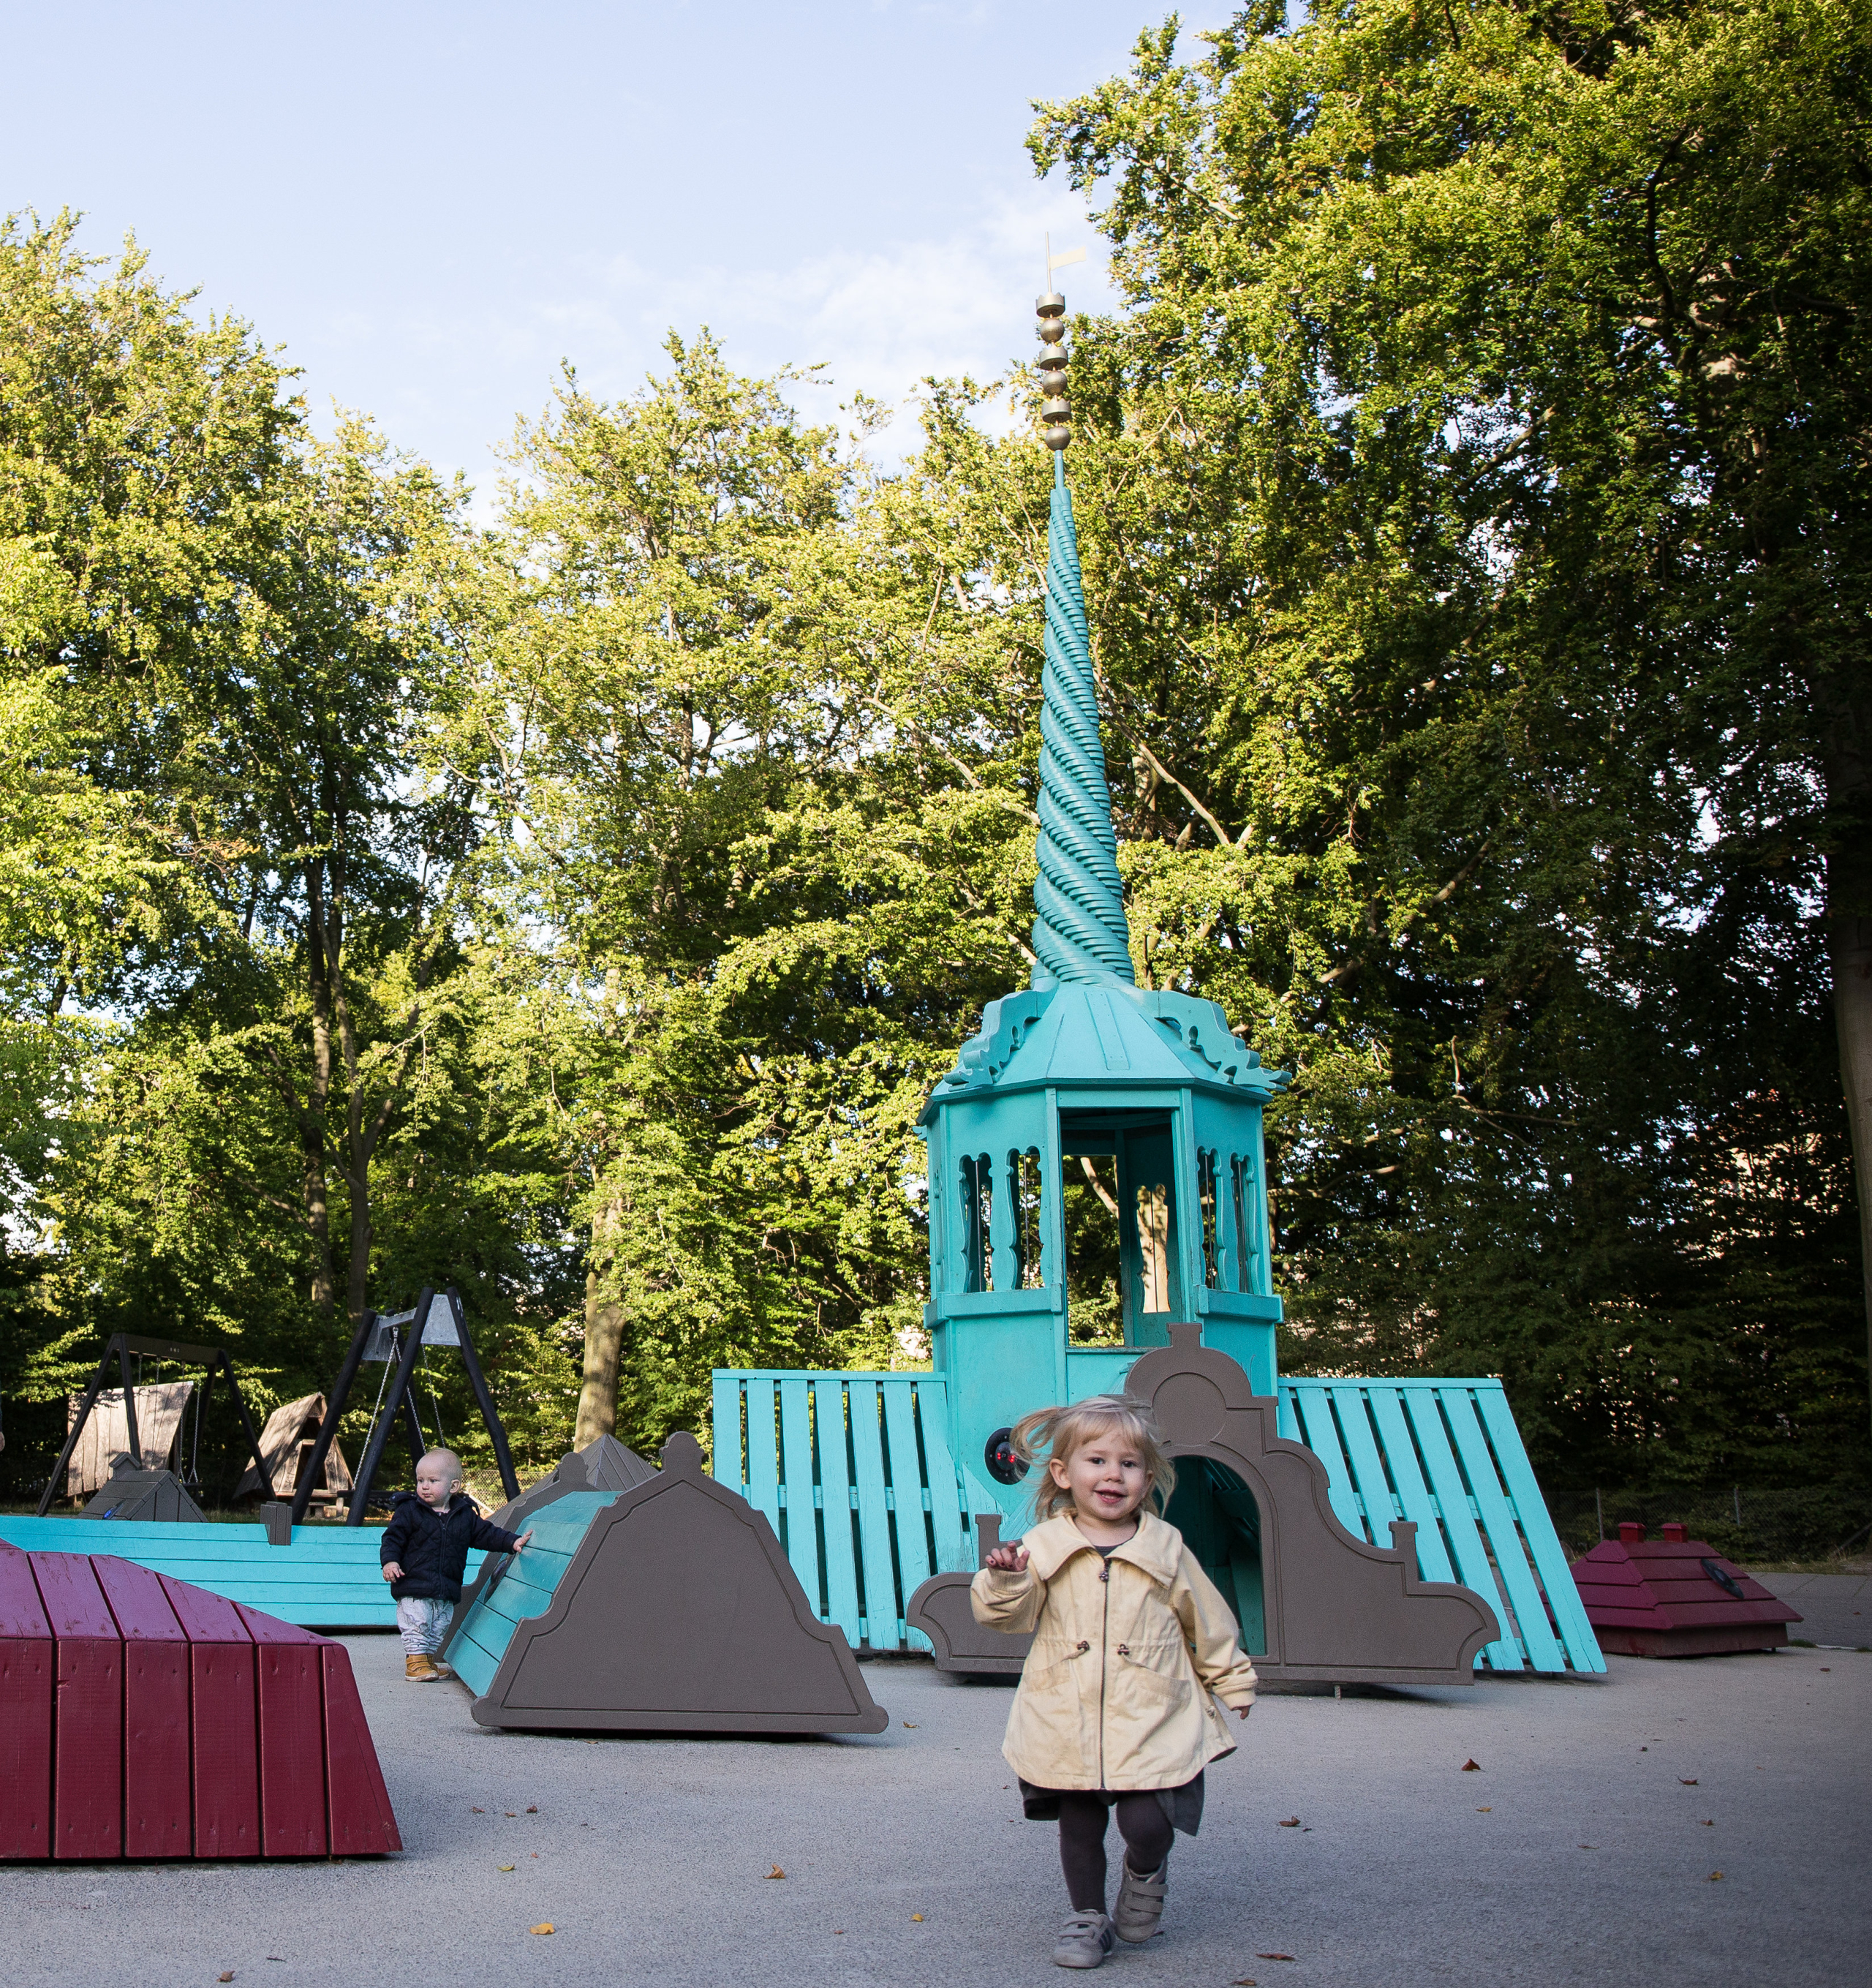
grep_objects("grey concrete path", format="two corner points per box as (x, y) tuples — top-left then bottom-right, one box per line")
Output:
(4, 1641), (1865, 1988)
(1748, 1569), (1871, 1649)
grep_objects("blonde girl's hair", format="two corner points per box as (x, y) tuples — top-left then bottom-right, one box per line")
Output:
(1009, 1396), (1177, 1524)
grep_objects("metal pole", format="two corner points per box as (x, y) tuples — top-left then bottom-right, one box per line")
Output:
(347, 1289), (431, 1526)
(118, 1338), (143, 1469)
(37, 1342), (118, 1516)
(290, 1312), (372, 1526)
(222, 1353), (276, 1501)
(1595, 1488), (1604, 1543)
(449, 1289), (520, 1500)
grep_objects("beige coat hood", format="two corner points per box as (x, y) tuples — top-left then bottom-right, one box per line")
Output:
(970, 1511), (1258, 1792)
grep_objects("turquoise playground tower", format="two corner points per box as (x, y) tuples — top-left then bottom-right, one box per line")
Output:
(712, 285), (1600, 1679)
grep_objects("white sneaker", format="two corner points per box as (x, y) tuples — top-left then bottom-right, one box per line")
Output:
(1113, 1858), (1168, 1941)
(1052, 1911), (1116, 1968)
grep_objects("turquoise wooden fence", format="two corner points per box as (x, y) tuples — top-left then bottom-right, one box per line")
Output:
(709, 1368), (1601, 1674)
(445, 1491), (612, 1696)
(0, 1516), (477, 1629)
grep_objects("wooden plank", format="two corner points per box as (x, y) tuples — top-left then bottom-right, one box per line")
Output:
(880, 1382), (934, 1603)
(1437, 1388), (1566, 1673)
(31, 1552), (124, 1859)
(710, 1371), (744, 1488)
(1473, 1385), (1604, 1672)
(1326, 1385), (1402, 1539)
(159, 1576), (260, 1856)
(1363, 1388), (1457, 1584)
(916, 1382), (969, 1575)
(0, 1547), (53, 1859)
(810, 1381), (863, 1646)
(320, 1644), (401, 1854)
(1398, 1392), (1522, 1672)
(847, 1382), (901, 1648)
(238, 1608), (328, 1856)
(742, 1378), (782, 1537)
(93, 1557), (191, 1859)
(1286, 1387), (1367, 1540)
(777, 1378), (824, 1615)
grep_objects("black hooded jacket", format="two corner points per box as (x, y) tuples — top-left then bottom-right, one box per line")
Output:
(379, 1491), (522, 1601)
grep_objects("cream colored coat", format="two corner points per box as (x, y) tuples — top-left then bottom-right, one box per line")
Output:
(970, 1511), (1259, 1791)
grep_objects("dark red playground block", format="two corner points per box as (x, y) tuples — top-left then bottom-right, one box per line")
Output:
(321, 1644), (401, 1854)
(1571, 1532), (1801, 1657)
(31, 1553), (124, 1859)
(94, 1558), (191, 1859)
(238, 1607), (329, 1856)
(0, 1544), (53, 1859)
(159, 1575), (260, 1858)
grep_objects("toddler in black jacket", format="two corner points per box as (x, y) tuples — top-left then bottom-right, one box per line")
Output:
(380, 1447), (532, 1681)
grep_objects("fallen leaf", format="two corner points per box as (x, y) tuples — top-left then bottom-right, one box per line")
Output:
(834, 1930), (845, 1936)
(498, 1864), (515, 1872)
(902, 1722), (918, 1728)
(1708, 1872), (1724, 1882)
(1819, 1667), (1830, 1672)
(1233, 1978), (1258, 1986)
(531, 1852), (539, 1859)
(1256, 1954), (1296, 1963)
(765, 1864), (786, 1880)
(530, 1922), (554, 1935)
(526, 1804), (538, 1812)
(1476, 1807), (1492, 1813)
(1702, 1821), (1713, 1827)
(1277, 1817), (1301, 1827)
(1680, 1778), (1698, 1786)
(505, 1812), (516, 1818)
(1580, 1844), (1596, 1850)
(471, 1807), (484, 1813)
(1461, 1758), (1481, 1771)
(911, 1913), (924, 1921)
(218, 1976), (234, 1984)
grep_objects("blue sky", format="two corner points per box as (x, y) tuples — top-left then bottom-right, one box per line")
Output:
(4, 1), (1228, 485)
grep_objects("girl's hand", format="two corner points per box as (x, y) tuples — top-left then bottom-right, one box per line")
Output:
(1236, 1704), (1253, 1720)
(512, 1530), (532, 1553)
(984, 1543), (1030, 1573)
(382, 1561), (404, 1582)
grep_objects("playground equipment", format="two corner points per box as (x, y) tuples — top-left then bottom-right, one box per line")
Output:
(80, 1461), (206, 1524)
(292, 1286), (519, 1527)
(39, 1335), (275, 1517)
(712, 287), (1602, 1682)
(233, 1393), (353, 1510)
(446, 1432), (888, 1734)
(1571, 1521), (1801, 1656)
(0, 1539), (399, 1859)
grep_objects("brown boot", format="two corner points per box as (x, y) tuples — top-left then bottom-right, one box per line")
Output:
(405, 1653), (440, 1682)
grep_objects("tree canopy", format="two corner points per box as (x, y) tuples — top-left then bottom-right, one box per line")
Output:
(2, 1), (1865, 1538)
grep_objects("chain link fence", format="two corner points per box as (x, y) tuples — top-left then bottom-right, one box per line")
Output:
(1555, 1484), (1872, 1567)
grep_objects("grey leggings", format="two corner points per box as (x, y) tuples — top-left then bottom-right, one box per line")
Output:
(1057, 1792), (1175, 1913)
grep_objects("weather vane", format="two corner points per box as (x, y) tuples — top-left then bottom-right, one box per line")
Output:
(1038, 236), (1084, 451)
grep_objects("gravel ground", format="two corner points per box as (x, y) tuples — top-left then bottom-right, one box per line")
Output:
(4, 1638), (1864, 1988)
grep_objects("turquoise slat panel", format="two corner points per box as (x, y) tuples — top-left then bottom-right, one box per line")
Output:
(712, 1370), (744, 1488)
(881, 1383), (933, 1652)
(1286, 1386), (1367, 1540)
(1363, 1388), (1458, 1585)
(847, 1382), (901, 1649)
(1438, 1387), (1566, 1672)
(777, 1377), (823, 1616)
(812, 1379), (863, 1644)
(1326, 1385), (1402, 1538)
(744, 1378), (782, 1537)
(1275, 1388), (1302, 1443)
(1398, 1390), (1522, 1671)
(444, 1492), (614, 1684)
(1471, 1385), (1604, 1673)
(447, 1620), (505, 1695)
(916, 1381), (969, 1574)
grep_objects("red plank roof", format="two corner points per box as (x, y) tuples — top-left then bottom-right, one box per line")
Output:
(1570, 1532), (1800, 1633)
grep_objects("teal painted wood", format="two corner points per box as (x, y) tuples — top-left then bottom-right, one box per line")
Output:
(444, 1491), (614, 1695)
(1286, 1390), (1367, 1539)
(1325, 1384), (1402, 1536)
(744, 1377), (782, 1537)
(1437, 1387), (1568, 1673)
(1362, 1387), (1459, 1585)
(711, 1371), (743, 1489)
(0, 1515), (480, 1627)
(918, 1388), (967, 1575)
(812, 1380), (864, 1644)
(881, 1385), (934, 1652)
(1471, 1387), (1604, 1673)
(847, 1382), (900, 1647)
(1393, 1387), (1523, 1672)
(777, 1377), (822, 1615)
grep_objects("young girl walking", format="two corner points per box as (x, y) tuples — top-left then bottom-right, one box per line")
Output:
(971, 1395), (1258, 1968)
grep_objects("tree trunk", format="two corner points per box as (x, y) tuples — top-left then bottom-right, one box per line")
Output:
(575, 1194), (625, 1444)
(1821, 686), (1872, 1428)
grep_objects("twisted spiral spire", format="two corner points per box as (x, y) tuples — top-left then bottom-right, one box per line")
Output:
(1033, 453), (1134, 987)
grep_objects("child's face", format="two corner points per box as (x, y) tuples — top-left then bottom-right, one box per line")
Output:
(415, 1460), (458, 1507)
(1050, 1431), (1148, 1525)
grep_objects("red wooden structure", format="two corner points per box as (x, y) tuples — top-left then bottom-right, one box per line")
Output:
(1569, 1521), (1802, 1657)
(0, 1540), (399, 1859)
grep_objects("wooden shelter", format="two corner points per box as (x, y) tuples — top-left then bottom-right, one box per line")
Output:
(232, 1393), (353, 1510)
(62, 1383), (195, 1501)
(1570, 1522), (1801, 1657)
(80, 1464), (206, 1524)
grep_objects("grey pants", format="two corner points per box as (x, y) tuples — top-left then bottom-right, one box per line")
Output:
(396, 1594), (455, 1655)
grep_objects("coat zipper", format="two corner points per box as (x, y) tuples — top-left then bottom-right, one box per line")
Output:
(1097, 1562), (1110, 1788)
